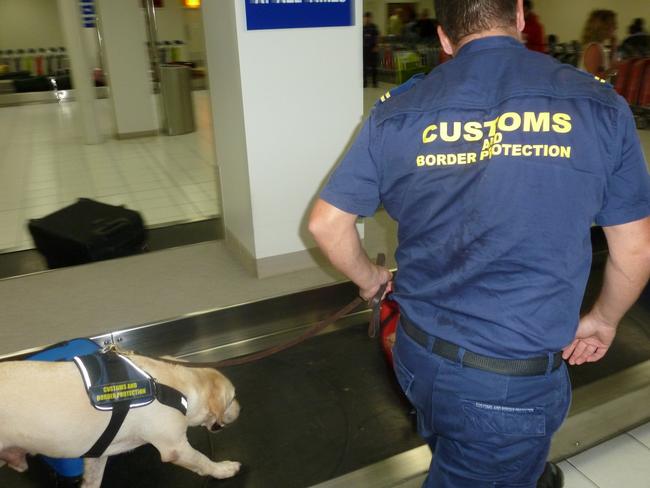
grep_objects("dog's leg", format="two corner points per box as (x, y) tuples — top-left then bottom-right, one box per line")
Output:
(81, 457), (108, 488)
(155, 440), (240, 479)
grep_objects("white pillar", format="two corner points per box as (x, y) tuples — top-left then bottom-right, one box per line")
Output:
(202, 1), (363, 277)
(96, 0), (158, 139)
(56, 0), (102, 145)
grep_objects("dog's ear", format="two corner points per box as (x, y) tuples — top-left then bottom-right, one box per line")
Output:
(206, 371), (230, 420)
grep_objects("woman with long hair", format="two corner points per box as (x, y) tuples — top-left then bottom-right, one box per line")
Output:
(580, 9), (617, 78)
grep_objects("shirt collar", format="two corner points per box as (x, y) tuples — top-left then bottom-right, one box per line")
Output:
(456, 36), (524, 58)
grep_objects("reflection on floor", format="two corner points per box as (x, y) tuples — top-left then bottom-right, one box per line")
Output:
(0, 91), (219, 253)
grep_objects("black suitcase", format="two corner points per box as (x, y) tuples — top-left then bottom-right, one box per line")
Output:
(28, 198), (147, 268)
(13, 75), (52, 93)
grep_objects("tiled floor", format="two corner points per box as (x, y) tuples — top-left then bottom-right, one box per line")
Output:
(0, 82), (395, 255)
(0, 90), (220, 252)
(558, 422), (650, 487)
(1, 82), (647, 255)
(392, 421), (650, 487)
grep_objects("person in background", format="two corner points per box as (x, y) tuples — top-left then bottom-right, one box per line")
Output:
(388, 8), (403, 37)
(403, 10), (420, 44)
(620, 17), (650, 59)
(416, 9), (438, 41)
(522, 0), (545, 52)
(363, 12), (380, 88)
(547, 34), (559, 56)
(580, 9), (618, 78)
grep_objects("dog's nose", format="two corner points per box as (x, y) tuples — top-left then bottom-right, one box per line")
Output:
(211, 423), (223, 432)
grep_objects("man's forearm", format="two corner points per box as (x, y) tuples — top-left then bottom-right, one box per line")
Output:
(592, 253), (650, 327)
(309, 201), (377, 290)
(594, 218), (650, 326)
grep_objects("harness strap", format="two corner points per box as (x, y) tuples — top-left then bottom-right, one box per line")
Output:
(77, 351), (188, 457)
(156, 382), (188, 415)
(83, 353), (131, 457)
(83, 402), (130, 458)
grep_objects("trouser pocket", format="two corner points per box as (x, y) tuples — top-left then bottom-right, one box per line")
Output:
(461, 400), (546, 437)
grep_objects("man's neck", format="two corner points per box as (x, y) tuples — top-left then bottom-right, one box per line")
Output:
(455, 28), (521, 54)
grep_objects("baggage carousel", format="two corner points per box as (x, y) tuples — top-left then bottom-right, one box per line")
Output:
(1, 231), (649, 488)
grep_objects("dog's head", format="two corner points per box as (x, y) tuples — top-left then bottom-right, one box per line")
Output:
(196, 368), (240, 432)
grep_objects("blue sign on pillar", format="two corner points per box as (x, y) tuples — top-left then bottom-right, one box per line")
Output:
(80, 0), (96, 28)
(245, 0), (354, 31)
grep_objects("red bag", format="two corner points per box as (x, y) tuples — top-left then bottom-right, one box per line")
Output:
(379, 296), (401, 365)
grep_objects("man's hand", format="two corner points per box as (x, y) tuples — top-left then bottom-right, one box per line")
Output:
(562, 312), (617, 365)
(564, 217), (650, 366)
(359, 265), (393, 302)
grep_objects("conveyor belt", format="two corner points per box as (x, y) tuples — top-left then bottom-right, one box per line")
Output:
(1, 239), (649, 487)
(3, 309), (649, 488)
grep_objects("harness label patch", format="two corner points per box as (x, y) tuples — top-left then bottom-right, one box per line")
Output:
(89, 380), (153, 406)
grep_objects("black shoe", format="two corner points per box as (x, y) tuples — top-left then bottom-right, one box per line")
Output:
(537, 462), (564, 488)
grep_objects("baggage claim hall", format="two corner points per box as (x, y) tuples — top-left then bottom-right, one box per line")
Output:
(1, 1), (649, 487)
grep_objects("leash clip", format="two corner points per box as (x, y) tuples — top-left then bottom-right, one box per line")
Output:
(102, 343), (119, 354)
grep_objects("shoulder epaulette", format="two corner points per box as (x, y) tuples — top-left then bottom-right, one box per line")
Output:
(592, 75), (613, 88)
(574, 68), (613, 88)
(376, 72), (427, 105)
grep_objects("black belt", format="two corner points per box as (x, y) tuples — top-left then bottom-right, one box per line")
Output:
(400, 315), (563, 376)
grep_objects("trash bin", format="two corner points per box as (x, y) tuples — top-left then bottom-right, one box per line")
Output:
(160, 64), (195, 136)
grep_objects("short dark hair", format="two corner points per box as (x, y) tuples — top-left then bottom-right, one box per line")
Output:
(434, 0), (518, 44)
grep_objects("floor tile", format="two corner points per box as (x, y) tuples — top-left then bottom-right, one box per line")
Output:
(568, 433), (650, 487)
(96, 194), (134, 207)
(629, 422), (650, 449)
(127, 179), (166, 192)
(24, 204), (62, 220)
(23, 194), (61, 208)
(142, 206), (187, 226)
(192, 199), (218, 216)
(131, 188), (171, 201)
(557, 461), (599, 488)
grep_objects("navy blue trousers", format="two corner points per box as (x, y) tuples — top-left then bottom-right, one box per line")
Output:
(393, 324), (571, 487)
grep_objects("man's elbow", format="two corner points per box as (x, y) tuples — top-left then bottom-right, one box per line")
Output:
(308, 204), (332, 243)
(308, 213), (326, 242)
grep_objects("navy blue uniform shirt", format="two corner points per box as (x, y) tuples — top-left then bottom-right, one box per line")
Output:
(321, 36), (650, 358)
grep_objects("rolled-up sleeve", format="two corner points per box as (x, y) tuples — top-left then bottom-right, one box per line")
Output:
(320, 114), (381, 217)
(595, 101), (650, 226)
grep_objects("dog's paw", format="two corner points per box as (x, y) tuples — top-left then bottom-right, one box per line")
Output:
(212, 460), (241, 479)
(8, 461), (28, 473)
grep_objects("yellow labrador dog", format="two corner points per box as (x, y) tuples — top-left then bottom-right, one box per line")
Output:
(0, 353), (240, 487)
